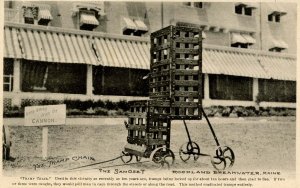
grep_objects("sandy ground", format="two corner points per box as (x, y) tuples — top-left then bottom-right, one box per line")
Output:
(2, 117), (296, 179)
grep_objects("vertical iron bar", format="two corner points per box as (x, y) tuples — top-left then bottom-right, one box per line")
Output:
(183, 120), (192, 143)
(201, 108), (220, 146)
(166, 119), (171, 149)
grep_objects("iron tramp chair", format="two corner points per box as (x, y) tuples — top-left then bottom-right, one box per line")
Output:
(121, 25), (234, 170)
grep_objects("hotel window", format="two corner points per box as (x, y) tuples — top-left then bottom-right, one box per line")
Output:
(231, 33), (256, 49)
(234, 3), (257, 16)
(22, 5), (53, 26)
(269, 39), (288, 53)
(244, 7), (252, 16)
(79, 10), (99, 31)
(3, 58), (14, 92)
(23, 7), (35, 24)
(72, 3), (105, 31)
(38, 8), (53, 26)
(267, 4), (286, 23)
(176, 22), (207, 40)
(268, 13), (285, 23)
(183, 2), (203, 9)
(235, 4), (243, 14)
(231, 43), (248, 48)
(122, 17), (148, 37)
(269, 48), (282, 52)
(5, 1), (13, 8)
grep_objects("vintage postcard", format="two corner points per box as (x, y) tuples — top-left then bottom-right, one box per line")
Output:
(1, 0), (298, 188)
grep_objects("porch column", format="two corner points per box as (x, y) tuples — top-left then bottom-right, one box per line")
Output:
(13, 59), (21, 92)
(253, 78), (259, 102)
(12, 59), (21, 107)
(204, 74), (210, 100)
(86, 65), (93, 96)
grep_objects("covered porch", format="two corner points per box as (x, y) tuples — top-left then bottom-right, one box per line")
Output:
(3, 22), (297, 109)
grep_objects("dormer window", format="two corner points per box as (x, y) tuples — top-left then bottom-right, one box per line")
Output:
(235, 3), (257, 16)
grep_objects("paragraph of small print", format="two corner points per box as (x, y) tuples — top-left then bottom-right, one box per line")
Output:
(9, 174), (290, 188)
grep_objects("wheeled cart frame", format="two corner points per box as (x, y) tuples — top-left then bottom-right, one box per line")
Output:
(121, 25), (235, 170)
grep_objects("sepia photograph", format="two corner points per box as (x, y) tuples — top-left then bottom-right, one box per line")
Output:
(1, 0), (298, 188)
